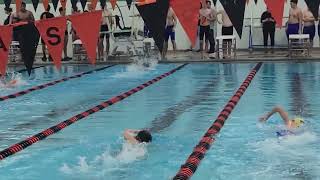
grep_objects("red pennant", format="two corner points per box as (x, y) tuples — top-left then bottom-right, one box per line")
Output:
(136, 0), (156, 6)
(0, 26), (13, 75)
(68, 11), (102, 64)
(60, 0), (67, 9)
(171, 0), (199, 47)
(35, 17), (67, 69)
(264, 0), (285, 27)
(16, 0), (22, 12)
(91, 0), (98, 9)
(43, 0), (49, 10)
(110, 0), (117, 10)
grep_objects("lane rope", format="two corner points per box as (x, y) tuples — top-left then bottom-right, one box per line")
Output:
(0, 63), (188, 161)
(173, 62), (263, 180)
(0, 65), (116, 102)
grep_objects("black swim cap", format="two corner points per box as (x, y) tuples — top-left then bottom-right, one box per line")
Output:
(136, 130), (152, 143)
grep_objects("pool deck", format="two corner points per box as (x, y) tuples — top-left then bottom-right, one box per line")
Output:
(7, 48), (320, 66)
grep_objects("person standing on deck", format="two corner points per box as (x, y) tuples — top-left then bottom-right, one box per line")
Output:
(162, 7), (178, 59)
(260, 8), (276, 54)
(302, 7), (315, 46)
(286, 0), (302, 39)
(199, 0), (215, 59)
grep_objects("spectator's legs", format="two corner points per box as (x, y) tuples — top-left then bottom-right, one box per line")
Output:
(162, 41), (168, 59)
(171, 29), (176, 57)
(98, 35), (104, 61)
(263, 27), (268, 53)
(304, 25), (315, 47)
(106, 37), (110, 60)
(63, 34), (68, 60)
(270, 27), (275, 53)
(199, 26), (206, 58)
(208, 28), (215, 53)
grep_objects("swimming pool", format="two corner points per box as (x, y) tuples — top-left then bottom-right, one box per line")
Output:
(0, 62), (319, 179)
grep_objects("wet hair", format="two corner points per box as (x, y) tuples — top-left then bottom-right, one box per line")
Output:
(290, 0), (298, 4)
(21, 2), (26, 7)
(135, 130), (152, 143)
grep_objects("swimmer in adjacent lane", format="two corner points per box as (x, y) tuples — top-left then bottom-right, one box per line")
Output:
(259, 106), (304, 136)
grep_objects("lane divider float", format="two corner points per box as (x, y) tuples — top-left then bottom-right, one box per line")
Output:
(173, 62), (263, 180)
(0, 63), (188, 160)
(0, 65), (116, 102)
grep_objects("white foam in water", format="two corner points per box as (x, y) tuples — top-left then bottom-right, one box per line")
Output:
(60, 142), (148, 176)
(111, 57), (158, 79)
(0, 72), (28, 89)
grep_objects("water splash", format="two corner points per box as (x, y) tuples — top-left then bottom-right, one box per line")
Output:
(111, 57), (158, 79)
(60, 143), (148, 177)
(0, 72), (28, 89)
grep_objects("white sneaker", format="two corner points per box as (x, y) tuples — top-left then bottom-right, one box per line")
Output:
(209, 52), (216, 59)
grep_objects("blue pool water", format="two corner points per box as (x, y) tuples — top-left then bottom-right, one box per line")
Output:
(0, 62), (319, 179)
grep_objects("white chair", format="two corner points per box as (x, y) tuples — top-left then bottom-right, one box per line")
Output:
(72, 39), (87, 62)
(288, 34), (310, 58)
(9, 41), (21, 63)
(215, 35), (236, 59)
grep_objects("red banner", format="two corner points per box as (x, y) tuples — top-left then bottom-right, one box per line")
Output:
(264, 0), (285, 27)
(110, 0), (117, 9)
(43, 0), (49, 10)
(171, 0), (199, 47)
(68, 11), (102, 64)
(16, 0), (22, 12)
(0, 26), (13, 75)
(35, 17), (67, 69)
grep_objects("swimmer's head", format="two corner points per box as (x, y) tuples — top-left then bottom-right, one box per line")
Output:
(290, 0), (298, 7)
(135, 130), (152, 143)
(292, 117), (304, 128)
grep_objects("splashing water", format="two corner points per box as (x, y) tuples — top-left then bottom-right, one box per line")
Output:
(111, 57), (158, 79)
(60, 143), (148, 177)
(0, 72), (28, 89)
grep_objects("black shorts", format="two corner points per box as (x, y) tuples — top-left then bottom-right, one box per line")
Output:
(100, 25), (109, 39)
(199, 25), (210, 41)
(222, 26), (233, 42)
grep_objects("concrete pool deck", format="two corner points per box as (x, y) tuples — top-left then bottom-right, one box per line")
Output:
(7, 48), (320, 67)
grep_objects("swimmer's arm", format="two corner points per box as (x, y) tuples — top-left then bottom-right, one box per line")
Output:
(260, 106), (290, 125)
(123, 129), (139, 144)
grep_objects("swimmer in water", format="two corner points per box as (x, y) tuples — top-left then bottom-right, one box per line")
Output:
(123, 129), (152, 144)
(259, 106), (304, 129)
(260, 106), (304, 136)
(0, 76), (17, 88)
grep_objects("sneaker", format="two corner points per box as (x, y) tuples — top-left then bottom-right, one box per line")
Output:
(209, 52), (215, 59)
